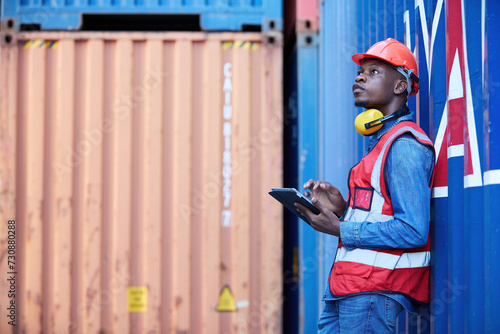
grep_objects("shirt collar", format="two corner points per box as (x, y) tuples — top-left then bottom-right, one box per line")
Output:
(373, 106), (413, 140)
(366, 106), (414, 153)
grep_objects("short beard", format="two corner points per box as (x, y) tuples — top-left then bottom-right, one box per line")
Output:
(354, 100), (368, 107)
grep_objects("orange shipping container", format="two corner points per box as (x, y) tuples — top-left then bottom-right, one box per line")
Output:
(0, 31), (283, 334)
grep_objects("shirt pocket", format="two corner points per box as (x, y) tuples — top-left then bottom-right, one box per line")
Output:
(353, 186), (374, 211)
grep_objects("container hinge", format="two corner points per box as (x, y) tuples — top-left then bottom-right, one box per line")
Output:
(0, 18), (18, 46)
(297, 32), (318, 48)
(296, 19), (318, 34)
(262, 18), (283, 33)
(264, 31), (283, 47)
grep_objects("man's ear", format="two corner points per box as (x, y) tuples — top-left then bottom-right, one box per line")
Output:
(394, 80), (408, 95)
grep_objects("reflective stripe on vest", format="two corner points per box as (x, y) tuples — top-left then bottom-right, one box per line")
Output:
(335, 247), (431, 270)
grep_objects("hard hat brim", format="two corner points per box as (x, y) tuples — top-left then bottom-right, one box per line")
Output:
(352, 53), (392, 66)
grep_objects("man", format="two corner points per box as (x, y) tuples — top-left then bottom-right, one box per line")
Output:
(294, 38), (435, 333)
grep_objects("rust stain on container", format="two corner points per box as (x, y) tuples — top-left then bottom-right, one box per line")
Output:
(0, 31), (283, 334)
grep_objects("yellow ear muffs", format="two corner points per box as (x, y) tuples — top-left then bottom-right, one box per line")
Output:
(354, 109), (385, 136)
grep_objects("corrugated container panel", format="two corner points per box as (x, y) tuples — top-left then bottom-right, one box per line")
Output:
(0, 0), (282, 32)
(285, 0), (500, 333)
(319, 0), (358, 331)
(283, 31), (320, 333)
(295, 32), (320, 334)
(484, 0), (500, 331)
(0, 31), (283, 334)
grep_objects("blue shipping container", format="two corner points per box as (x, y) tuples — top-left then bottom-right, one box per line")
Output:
(283, 30), (321, 334)
(0, 0), (282, 31)
(286, 0), (500, 332)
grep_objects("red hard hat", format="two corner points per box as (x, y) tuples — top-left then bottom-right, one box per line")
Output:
(352, 38), (419, 96)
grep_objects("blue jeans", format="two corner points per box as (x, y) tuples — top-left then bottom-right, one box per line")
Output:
(317, 294), (403, 334)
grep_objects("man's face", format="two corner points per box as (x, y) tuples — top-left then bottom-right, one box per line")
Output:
(352, 59), (401, 110)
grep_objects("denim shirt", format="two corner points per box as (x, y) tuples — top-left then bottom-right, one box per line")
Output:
(323, 111), (435, 314)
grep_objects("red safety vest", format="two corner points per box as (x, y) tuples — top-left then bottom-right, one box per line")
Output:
(330, 121), (435, 303)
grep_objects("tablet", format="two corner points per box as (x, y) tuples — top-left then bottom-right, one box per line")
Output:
(268, 188), (320, 224)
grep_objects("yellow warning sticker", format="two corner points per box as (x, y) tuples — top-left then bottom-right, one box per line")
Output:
(23, 40), (59, 49)
(127, 287), (147, 312)
(221, 41), (259, 50)
(216, 285), (237, 312)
